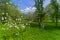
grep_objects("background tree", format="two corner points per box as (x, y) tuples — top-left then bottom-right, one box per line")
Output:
(45, 0), (60, 23)
(35, 0), (45, 29)
(50, 0), (59, 26)
(46, 4), (56, 22)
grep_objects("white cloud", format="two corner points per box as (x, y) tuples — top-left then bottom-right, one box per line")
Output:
(21, 7), (36, 13)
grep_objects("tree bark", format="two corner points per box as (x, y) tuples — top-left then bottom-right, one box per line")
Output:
(39, 19), (44, 29)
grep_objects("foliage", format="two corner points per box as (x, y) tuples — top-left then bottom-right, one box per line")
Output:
(0, 0), (21, 23)
(34, 0), (45, 29)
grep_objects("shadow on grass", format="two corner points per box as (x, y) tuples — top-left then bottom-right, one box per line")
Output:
(30, 22), (60, 30)
(30, 22), (39, 28)
(44, 25), (60, 30)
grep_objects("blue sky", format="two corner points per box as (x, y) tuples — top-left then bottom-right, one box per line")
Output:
(11, 0), (50, 10)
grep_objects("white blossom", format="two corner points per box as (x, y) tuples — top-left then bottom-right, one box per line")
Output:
(14, 25), (19, 29)
(9, 25), (13, 28)
(9, 2), (12, 4)
(6, 13), (8, 15)
(14, 25), (17, 27)
(6, 2), (9, 4)
(59, 20), (60, 22)
(26, 23), (28, 25)
(5, 17), (7, 19)
(21, 16), (23, 18)
(22, 25), (25, 28)
(16, 27), (19, 29)
(2, 13), (4, 15)
(2, 17), (4, 20)
(21, 24), (25, 29)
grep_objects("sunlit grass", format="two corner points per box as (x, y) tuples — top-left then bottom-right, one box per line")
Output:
(0, 22), (60, 40)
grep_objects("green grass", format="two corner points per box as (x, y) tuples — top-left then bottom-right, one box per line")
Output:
(0, 22), (60, 40)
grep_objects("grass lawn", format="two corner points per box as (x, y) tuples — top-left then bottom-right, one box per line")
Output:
(0, 22), (60, 40)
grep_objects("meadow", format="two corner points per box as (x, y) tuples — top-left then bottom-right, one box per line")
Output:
(0, 0), (60, 40)
(0, 22), (60, 40)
